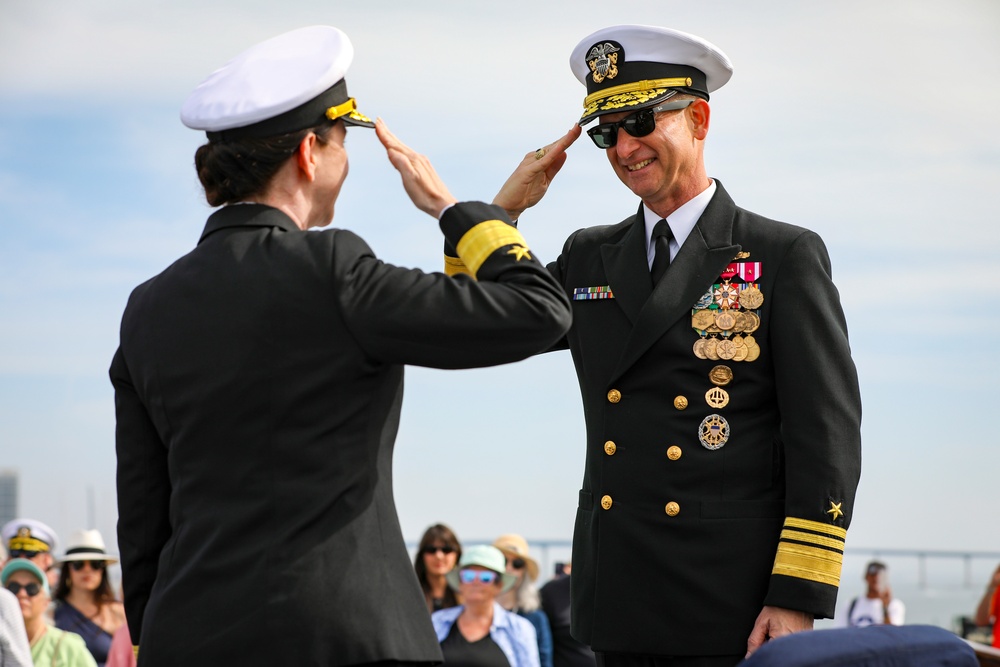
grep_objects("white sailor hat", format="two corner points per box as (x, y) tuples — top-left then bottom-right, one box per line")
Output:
(1, 518), (58, 555)
(181, 25), (375, 141)
(570, 24), (733, 125)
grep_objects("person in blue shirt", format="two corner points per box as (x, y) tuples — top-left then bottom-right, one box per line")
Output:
(493, 534), (553, 667)
(432, 546), (540, 667)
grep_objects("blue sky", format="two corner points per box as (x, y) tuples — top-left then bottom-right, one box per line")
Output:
(1, 0), (998, 566)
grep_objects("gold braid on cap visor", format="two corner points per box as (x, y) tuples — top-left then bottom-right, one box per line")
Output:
(581, 77), (693, 119)
(325, 98), (373, 124)
(9, 535), (49, 552)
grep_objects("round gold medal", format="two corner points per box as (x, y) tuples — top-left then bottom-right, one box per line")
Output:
(708, 365), (733, 386)
(716, 339), (736, 360)
(733, 311), (749, 333)
(733, 341), (749, 362)
(742, 335), (756, 349)
(745, 343), (761, 362)
(743, 312), (761, 334)
(740, 286), (764, 309)
(715, 311), (737, 331)
(705, 386), (730, 409)
(704, 338), (719, 361)
(693, 338), (708, 360)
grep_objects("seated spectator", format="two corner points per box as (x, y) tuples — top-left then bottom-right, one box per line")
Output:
(2, 558), (97, 666)
(974, 562), (1000, 647)
(415, 524), (462, 613)
(432, 545), (539, 667)
(836, 561), (905, 627)
(539, 563), (595, 667)
(54, 530), (126, 667)
(493, 534), (552, 667)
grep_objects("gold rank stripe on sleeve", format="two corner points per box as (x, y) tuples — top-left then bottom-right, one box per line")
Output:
(455, 220), (530, 277)
(771, 517), (846, 588)
(444, 255), (471, 277)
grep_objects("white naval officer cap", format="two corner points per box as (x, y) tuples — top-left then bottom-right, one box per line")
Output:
(570, 24), (733, 125)
(1, 518), (58, 554)
(181, 25), (375, 141)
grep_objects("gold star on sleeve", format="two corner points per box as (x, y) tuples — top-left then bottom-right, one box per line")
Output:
(826, 501), (844, 521)
(507, 245), (532, 261)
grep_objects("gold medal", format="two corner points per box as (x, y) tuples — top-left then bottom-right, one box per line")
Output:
(708, 365), (733, 386)
(716, 338), (736, 360)
(693, 338), (708, 360)
(699, 414), (730, 450)
(743, 311), (761, 334)
(691, 310), (715, 331)
(740, 285), (764, 310)
(705, 386), (730, 409)
(733, 341), (749, 362)
(714, 310), (737, 331)
(732, 311), (748, 333)
(704, 338), (719, 360)
(745, 343), (761, 362)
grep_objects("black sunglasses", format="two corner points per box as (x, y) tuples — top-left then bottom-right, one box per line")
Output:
(422, 545), (456, 556)
(587, 99), (695, 149)
(508, 557), (526, 570)
(69, 560), (106, 571)
(8, 549), (43, 559)
(6, 582), (42, 597)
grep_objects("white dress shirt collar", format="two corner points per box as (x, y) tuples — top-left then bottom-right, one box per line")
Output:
(643, 179), (717, 268)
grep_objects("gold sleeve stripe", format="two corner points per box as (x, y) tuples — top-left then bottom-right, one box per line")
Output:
(133, 646), (140, 659)
(455, 220), (529, 277)
(444, 255), (471, 277)
(772, 542), (844, 587)
(783, 517), (847, 540)
(780, 529), (846, 552)
(583, 77), (693, 107)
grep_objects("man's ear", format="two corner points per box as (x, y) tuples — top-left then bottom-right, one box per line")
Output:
(689, 99), (711, 141)
(296, 133), (318, 182)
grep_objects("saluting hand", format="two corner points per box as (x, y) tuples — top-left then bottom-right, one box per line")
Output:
(375, 118), (458, 218)
(493, 124), (582, 221)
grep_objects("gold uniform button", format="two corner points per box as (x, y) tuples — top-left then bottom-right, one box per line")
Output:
(607, 389), (621, 403)
(604, 441), (617, 456)
(601, 495), (613, 510)
(666, 446), (682, 460)
(673, 396), (688, 410)
(665, 501), (680, 516)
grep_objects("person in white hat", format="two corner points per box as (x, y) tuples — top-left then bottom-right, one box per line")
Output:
(2, 519), (60, 592)
(478, 23), (862, 665)
(110, 25), (573, 667)
(53, 530), (124, 667)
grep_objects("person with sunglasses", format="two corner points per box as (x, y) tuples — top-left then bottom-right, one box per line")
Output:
(2, 559), (97, 667)
(53, 530), (124, 667)
(415, 524), (464, 612)
(493, 535), (552, 667)
(473, 23), (862, 666)
(432, 545), (540, 667)
(1, 519), (60, 593)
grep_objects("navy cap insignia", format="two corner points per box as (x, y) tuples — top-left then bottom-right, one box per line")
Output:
(587, 42), (621, 84)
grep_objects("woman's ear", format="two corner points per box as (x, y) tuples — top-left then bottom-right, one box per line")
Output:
(296, 133), (319, 182)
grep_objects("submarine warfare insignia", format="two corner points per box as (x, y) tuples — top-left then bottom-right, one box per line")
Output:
(699, 414), (730, 450)
(587, 42), (621, 84)
(690, 260), (764, 362)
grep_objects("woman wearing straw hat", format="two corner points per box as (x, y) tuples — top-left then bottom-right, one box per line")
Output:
(2, 559), (97, 667)
(53, 530), (125, 667)
(493, 535), (553, 667)
(432, 546), (540, 667)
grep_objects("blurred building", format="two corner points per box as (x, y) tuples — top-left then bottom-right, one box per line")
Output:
(0, 470), (18, 527)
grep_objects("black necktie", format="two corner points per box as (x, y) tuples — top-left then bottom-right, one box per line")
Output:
(649, 218), (673, 285)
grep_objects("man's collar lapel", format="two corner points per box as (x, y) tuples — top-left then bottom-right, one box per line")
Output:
(199, 204), (300, 244)
(600, 204), (651, 324)
(609, 181), (742, 382)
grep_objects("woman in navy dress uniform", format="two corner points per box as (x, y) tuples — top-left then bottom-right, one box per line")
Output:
(110, 25), (574, 667)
